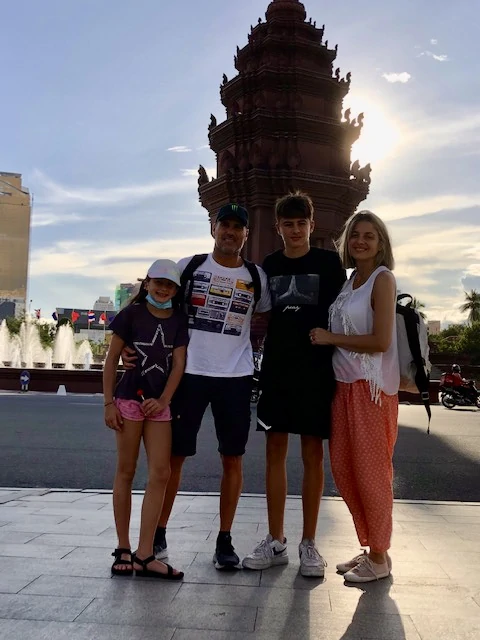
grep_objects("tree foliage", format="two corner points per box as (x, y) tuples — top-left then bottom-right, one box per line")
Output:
(5, 316), (22, 335)
(37, 323), (56, 349)
(457, 322), (480, 362)
(410, 297), (427, 320)
(460, 289), (480, 325)
(429, 321), (480, 362)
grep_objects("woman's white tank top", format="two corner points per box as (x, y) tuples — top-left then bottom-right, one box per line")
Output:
(329, 266), (400, 401)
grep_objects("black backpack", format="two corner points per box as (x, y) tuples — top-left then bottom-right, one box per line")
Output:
(396, 293), (432, 432)
(176, 254), (262, 313)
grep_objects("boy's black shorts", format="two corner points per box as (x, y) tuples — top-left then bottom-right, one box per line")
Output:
(256, 381), (335, 439)
(171, 373), (253, 457)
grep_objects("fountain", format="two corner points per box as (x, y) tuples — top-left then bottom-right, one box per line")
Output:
(0, 318), (92, 370)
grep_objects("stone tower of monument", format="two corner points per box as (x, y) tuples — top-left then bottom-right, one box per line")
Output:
(198, 0), (371, 262)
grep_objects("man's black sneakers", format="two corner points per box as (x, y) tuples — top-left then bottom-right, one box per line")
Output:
(153, 526), (168, 560)
(213, 532), (241, 570)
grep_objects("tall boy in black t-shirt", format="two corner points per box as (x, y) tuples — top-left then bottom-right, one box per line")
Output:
(242, 191), (346, 577)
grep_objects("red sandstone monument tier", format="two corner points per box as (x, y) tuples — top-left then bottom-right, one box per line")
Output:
(198, 0), (371, 262)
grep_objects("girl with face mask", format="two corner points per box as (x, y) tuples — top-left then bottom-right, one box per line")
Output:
(103, 259), (188, 580)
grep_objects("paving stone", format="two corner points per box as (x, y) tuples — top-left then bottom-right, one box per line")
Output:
(390, 561), (450, 578)
(170, 631), (257, 640)
(174, 583), (331, 610)
(18, 492), (84, 503)
(0, 511), (66, 525)
(410, 613), (480, 640)
(0, 543), (75, 559)
(0, 575), (39, 594)
(0, 531), (40, 544)
(0, 489), (478, 638)
(31, 533), (116, 548)
(76, 597), (257, 631)
(0, 593), (93, 622)
(258, 562), (329, 590)
(0, 556), (114, 579)
(21, 574), (182, 600)
(1, 520), (110, 535)
(32, 505), (108, 515)
(331, 586), (480, 617)
(255, 608), (421, 639)
(0, 619), (175, 639)
(184, 553), (261, 587)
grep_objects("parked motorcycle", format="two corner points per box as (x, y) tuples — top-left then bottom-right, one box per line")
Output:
(439, 378), (480, 409)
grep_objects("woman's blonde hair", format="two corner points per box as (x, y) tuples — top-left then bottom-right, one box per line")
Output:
(335, 210), (395, 270)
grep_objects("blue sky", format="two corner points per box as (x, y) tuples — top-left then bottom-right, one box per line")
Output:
(1, 0), (479, 324)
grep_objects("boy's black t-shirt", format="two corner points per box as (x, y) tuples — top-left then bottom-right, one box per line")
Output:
(260, 247), (346, 390)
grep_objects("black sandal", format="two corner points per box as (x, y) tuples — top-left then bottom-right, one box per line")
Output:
(111, 548), (133, 576)
(133, 554), (184, 581)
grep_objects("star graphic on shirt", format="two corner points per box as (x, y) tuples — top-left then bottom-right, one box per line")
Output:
(134, 324), (174, 377)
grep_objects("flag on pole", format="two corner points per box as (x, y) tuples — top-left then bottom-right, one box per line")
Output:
(35, 309), (41, 319)
(87, 311), (95, 323)
(71, 310), (80, 323)
(52, 311), (58, 321)
(99, 312), (107, 325)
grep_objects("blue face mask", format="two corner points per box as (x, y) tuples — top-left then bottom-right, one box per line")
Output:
(146, 294), (172, 310)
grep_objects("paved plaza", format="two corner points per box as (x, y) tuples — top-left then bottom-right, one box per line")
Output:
(0, 488), (479, 639)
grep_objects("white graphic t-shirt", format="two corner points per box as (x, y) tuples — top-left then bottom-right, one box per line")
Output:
(177, 254), (271, 377)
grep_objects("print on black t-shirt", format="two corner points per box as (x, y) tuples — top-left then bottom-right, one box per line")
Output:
(260, 248), (346, 390)
(270, 274), (320, 307)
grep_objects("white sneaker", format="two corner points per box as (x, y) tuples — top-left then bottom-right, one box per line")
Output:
(337, 551), (392, 574)
(242, 534), (288, 570)
(298, 539), (326, 578)
(344, 555), (390, 583)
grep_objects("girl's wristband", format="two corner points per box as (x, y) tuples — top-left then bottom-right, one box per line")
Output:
(104, 401), (114, 407)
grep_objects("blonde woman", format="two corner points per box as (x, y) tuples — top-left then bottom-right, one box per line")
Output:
(310, 210), (399, 583)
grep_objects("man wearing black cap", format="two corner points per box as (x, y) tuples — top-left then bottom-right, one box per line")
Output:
(122, 203), (271, 570)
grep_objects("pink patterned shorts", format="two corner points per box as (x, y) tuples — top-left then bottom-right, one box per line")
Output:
(114, 398), (171, 422)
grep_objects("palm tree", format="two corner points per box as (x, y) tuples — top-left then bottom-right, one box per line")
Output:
(410, 297), (427, 320)
(460, 289), (480, 324)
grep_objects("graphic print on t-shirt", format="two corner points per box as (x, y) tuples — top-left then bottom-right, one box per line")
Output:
(134, 323), (174, 377)
(270, 274), (320, 307)
(189, 270), (254, 335)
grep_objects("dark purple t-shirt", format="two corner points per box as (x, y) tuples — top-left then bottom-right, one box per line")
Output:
(109, 304), (189, 400)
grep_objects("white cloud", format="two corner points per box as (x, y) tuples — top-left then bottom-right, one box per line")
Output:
(167, 146), (192, 153)
(373, 193), (480, 222)
(392, 223), (480, 323)
(31, 210), (90, 227)
(382, 72), (412, 84)
(420, 50), (449, 62)
(430, 38), (438, 45)
(32, 170), (196, 206)
(30, 235), (213, 279)
(394, 110), (480, 156)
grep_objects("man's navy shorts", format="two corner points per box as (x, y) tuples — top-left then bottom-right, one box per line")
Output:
(171, 373), (253, 457)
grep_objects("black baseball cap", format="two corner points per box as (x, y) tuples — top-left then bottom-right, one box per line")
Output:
(216, 203), (249, 227)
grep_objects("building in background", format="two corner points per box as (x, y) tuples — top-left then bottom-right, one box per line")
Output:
(93, 296), (115, 312)
(115, 283), (136, 310)
(428, 320), (441, 335)
(0, 172), (31, 316)
(0, 300), (16, 322)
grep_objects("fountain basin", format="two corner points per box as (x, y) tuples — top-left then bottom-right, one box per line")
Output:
(0, 367), (122, 394)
